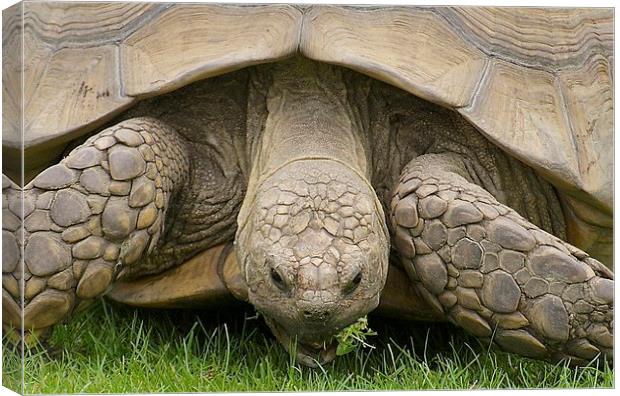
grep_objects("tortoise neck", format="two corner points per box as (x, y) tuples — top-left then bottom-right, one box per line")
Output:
(253, 57), (369, 179)
(238, 58), (377, 232)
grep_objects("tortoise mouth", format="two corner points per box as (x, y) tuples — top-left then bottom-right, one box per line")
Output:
(263, 316), (338, 367)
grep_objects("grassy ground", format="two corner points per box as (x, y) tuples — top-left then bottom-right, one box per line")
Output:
(2, 299), (613, 393)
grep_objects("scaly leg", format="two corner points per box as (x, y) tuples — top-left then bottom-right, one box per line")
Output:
(2, 117), (189, 336)
(389, 153), (613, 365)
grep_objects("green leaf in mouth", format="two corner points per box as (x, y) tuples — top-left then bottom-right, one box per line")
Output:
(335, 317), (377, 356)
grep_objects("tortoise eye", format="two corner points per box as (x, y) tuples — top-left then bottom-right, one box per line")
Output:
(352, 272), (362, 286)
(343, 270), (363, 295)
(270, 267), (288, 292)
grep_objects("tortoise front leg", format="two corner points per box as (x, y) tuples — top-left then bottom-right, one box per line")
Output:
(2, 117), (190, 338)
(389, 153), (613, 365)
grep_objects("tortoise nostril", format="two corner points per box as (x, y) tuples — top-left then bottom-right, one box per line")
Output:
(303, 308), (331, 321)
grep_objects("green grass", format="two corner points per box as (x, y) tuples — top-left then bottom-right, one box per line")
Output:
(2, 299), (613, 393)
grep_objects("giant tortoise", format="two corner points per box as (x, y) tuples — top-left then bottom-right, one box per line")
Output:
(1, 3), (614, 367)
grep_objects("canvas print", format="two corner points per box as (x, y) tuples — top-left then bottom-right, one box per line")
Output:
(1, 1), (614, 393)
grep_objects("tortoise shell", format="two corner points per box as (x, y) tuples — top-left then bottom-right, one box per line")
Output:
(2, 3), (612, 264)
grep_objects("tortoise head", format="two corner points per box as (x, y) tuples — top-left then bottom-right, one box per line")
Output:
(236, 160), (389, 366)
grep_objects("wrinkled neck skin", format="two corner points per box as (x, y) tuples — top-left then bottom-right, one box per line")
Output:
(252, 59), (368, 178)
(236, 59), (389, 365)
